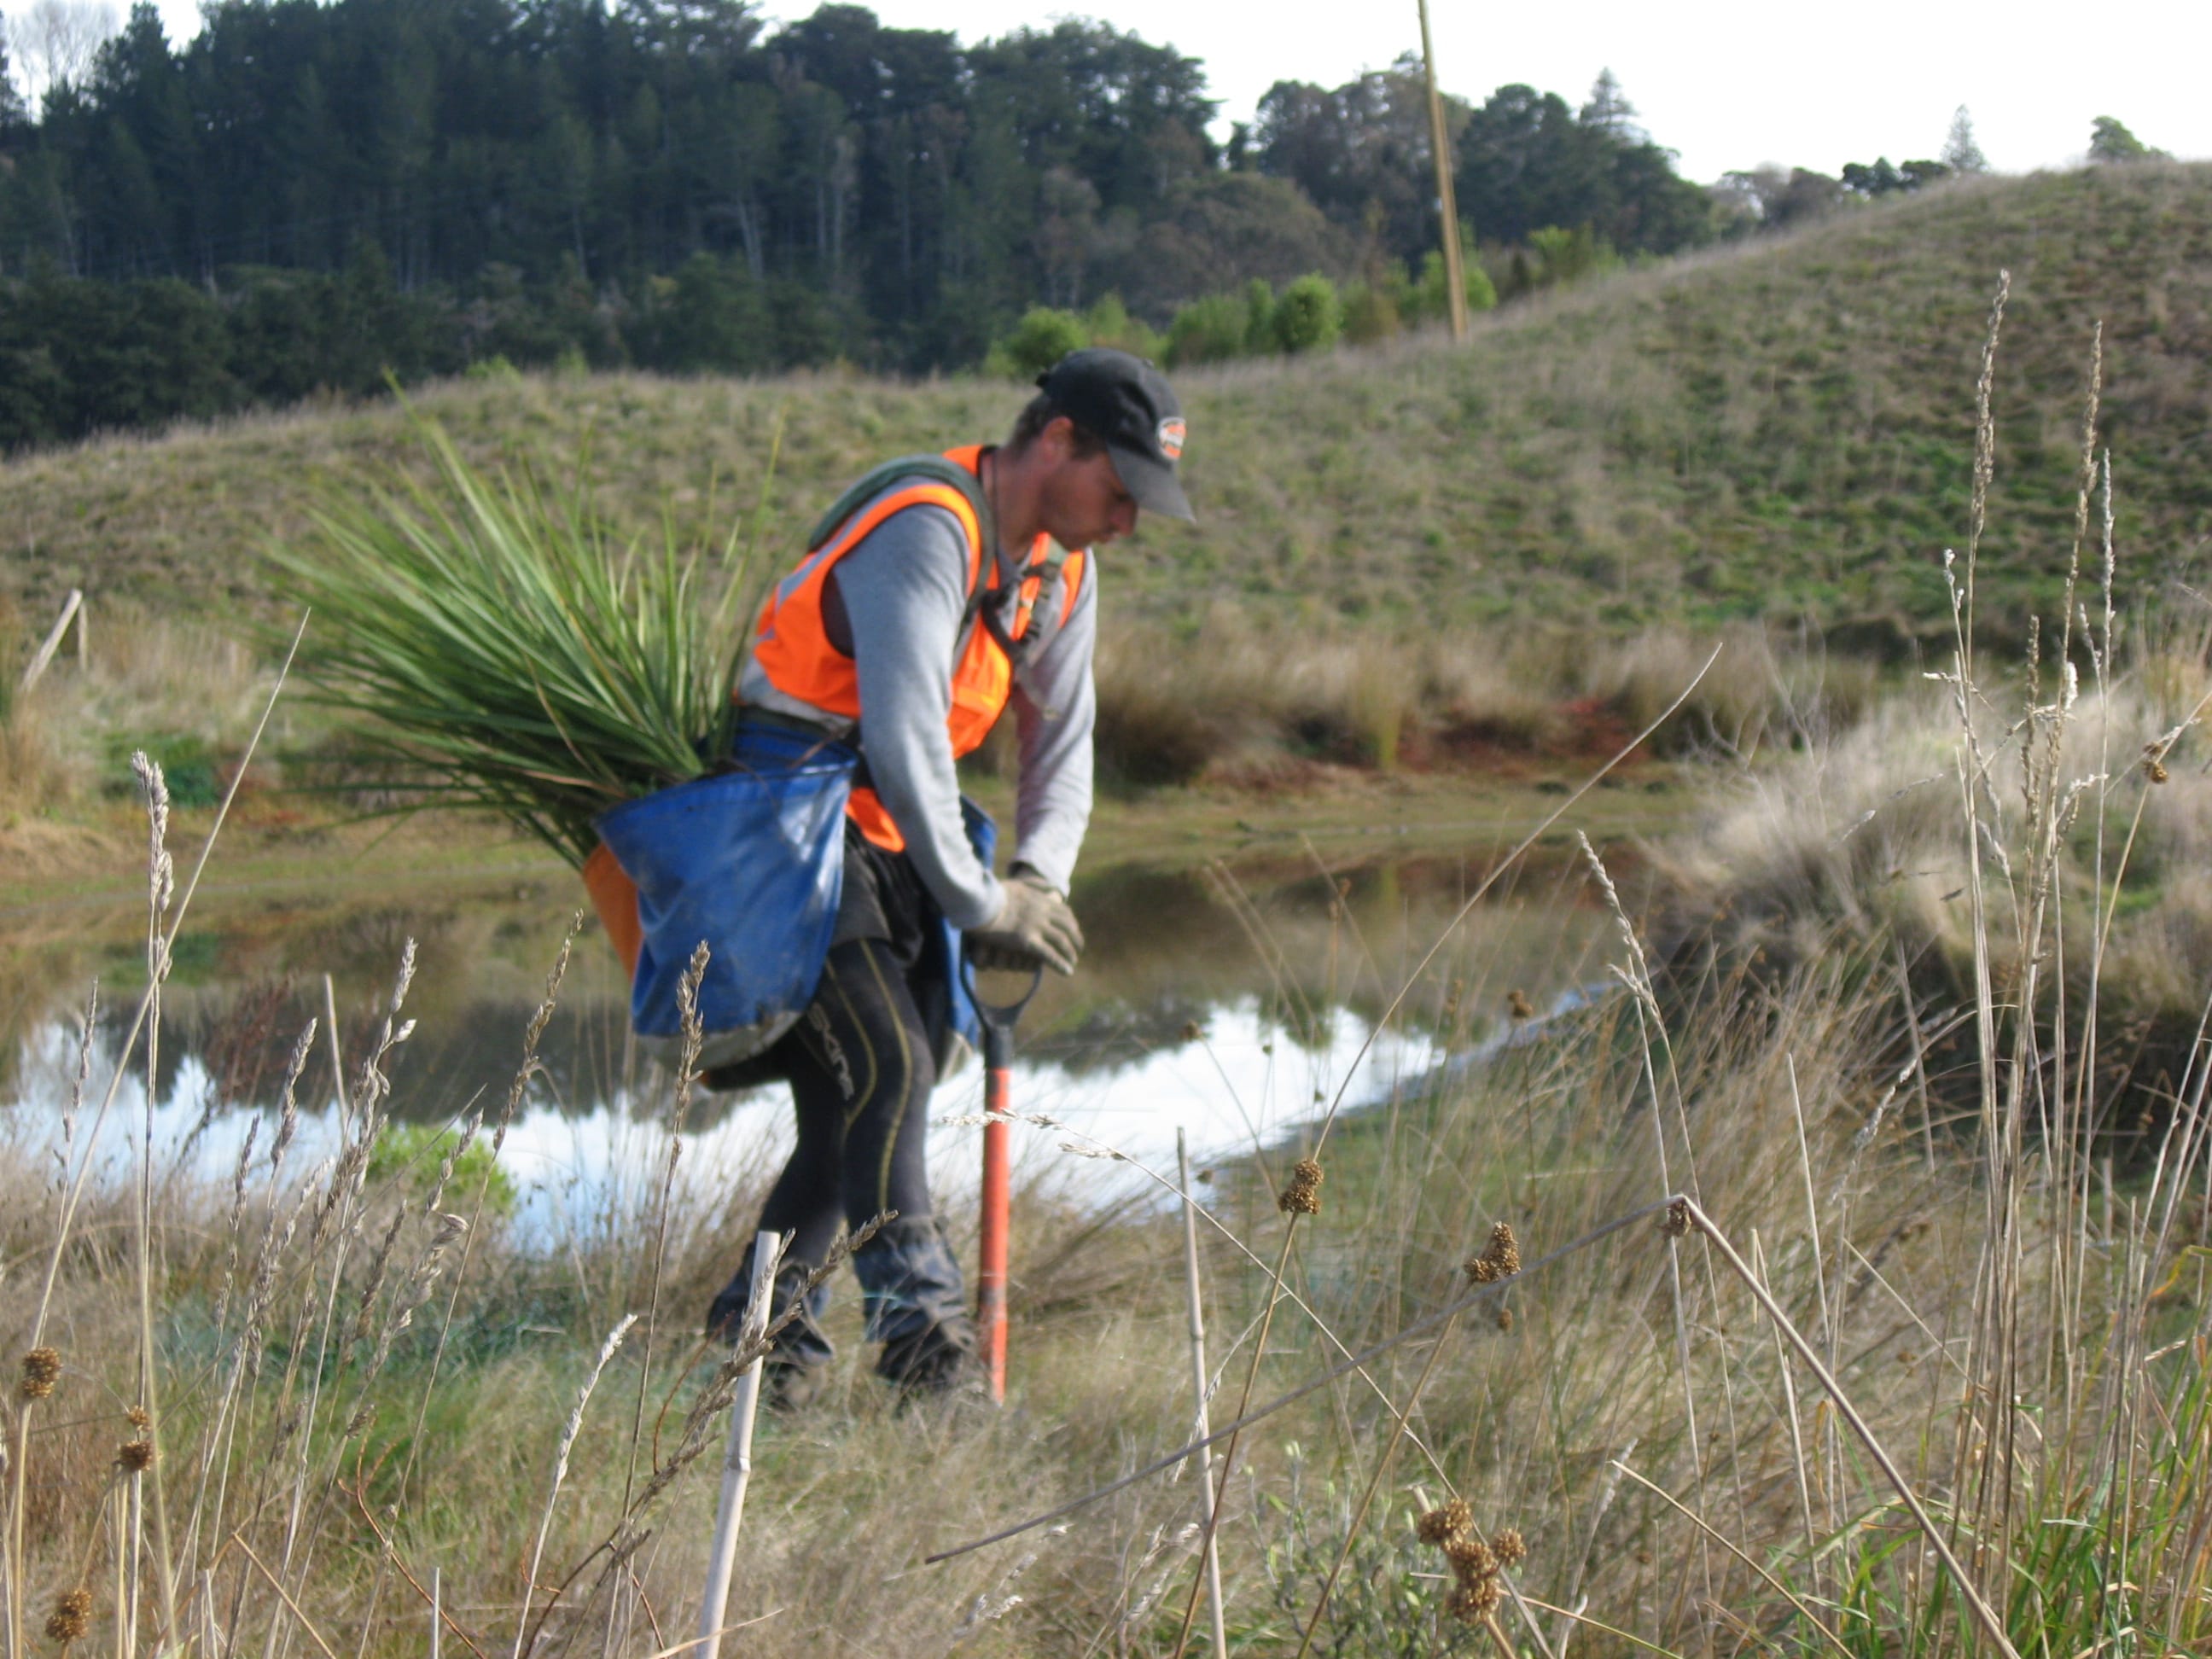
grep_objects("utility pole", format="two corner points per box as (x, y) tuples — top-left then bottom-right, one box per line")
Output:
(1416, 0), (1470, 342)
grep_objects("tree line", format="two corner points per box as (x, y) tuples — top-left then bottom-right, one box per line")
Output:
(0, 2), (2123, 451)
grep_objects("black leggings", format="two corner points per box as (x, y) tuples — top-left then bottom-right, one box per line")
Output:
(755, 936), (936, 1267)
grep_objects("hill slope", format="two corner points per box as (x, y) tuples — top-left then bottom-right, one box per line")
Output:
(4, 163), (2209, 647)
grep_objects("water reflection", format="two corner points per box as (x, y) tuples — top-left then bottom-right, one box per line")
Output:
(3, 847), (1625, 1237)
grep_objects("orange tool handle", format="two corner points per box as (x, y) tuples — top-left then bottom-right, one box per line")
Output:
(977, 1052), (1013, 1404)
(967, 958), (1038, 1407)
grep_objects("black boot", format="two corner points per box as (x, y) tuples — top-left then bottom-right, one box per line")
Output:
(705, 1243), (835, 1407)
(849, 1217), (978, 1394)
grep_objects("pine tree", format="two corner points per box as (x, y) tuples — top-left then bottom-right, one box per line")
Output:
(1941, 106), (1988, 174)
(0, 32), (28, 129)
(1579, 68), (1638, 137)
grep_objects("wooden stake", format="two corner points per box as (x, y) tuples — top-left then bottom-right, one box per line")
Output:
(696, 1231), (781, 1659)
(1416, 0), (1470, 342)
(1178, 1131), (1229, 1656)
(18, 588), (83, 693)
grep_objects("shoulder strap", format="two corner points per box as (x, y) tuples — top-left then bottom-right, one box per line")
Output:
(805, 452), (1002, 678)
(980, 538), (1073, 669)
(806, 454), (993, 558)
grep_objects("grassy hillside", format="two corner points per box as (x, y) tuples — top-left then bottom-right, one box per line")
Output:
(3, 163), (2207, 649)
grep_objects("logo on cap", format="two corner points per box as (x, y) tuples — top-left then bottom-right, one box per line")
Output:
(1156, 417), (1185, 462)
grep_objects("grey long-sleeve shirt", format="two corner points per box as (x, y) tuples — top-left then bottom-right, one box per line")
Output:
(737, 488), (1097, 931)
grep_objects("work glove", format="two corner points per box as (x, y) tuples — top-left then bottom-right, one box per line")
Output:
(967, 867), (1084, 976)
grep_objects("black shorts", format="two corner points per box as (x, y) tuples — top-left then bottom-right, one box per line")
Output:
(701, 824), (952, 1095)
(830, 821), (940, 966)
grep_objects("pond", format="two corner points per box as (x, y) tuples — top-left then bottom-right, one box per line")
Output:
(2, 841), (1631, 1240)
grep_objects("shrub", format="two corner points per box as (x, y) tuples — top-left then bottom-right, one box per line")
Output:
(1242, 278), (1278, 354)
(1078, 294), (1163, 364)
(1411, 247), (1499, 323)
(1339, 281), (1400, 346)
(1272, 274), (1342, 354)
(1164, 293), (1251, 367)
(987, 306), (1089, 380)
(367, 1122), (517, 1219)
(1528, 225), (1621, 288)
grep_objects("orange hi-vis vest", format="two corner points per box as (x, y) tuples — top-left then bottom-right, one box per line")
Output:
(748, 445), (1088, 854)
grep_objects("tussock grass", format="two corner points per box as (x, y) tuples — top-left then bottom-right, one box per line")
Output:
(0, 601), (271, 824)
(1091, 614), (1877, 787)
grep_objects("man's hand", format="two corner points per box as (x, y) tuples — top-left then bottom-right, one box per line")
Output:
(967, 869), (1084, 976)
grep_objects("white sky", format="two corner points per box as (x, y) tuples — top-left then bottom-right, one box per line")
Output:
(18, 0), (2212, 183)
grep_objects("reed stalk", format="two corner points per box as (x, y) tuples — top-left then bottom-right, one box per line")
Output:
(1174, 1132), (1228, 1657)
(515, 1314), (637, 1659)
(694, 1231), (780, 1659)
(1675, 1197), (2021, 1659)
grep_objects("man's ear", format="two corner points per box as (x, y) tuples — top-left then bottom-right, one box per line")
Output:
(1041, 415), (1075, 460)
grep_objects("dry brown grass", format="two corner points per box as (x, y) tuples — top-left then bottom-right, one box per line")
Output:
(0, 599), (273, 818)
(1093, 615), (1881, 788)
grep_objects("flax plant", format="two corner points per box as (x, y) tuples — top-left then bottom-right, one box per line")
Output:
(269, 406), (782, 864)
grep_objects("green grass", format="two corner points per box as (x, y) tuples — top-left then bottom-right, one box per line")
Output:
(3, 165), (2207, 649)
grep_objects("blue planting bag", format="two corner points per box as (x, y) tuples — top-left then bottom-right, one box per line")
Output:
(595, 720), (1003, 1073)
(595, 723), (857, 1068)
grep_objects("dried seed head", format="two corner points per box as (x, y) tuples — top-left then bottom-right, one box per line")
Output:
(1180, 1020), (1202, 1043)
(116, 1439), (154, 1474)
(1494, 1306), (1514, 1333)
(1278, 1158), (1324, 1217)
(124, 1406), (150, 1430)
(20, 1348), (61, 1400)
(1492, 1527), (1527, 1567)
(1660, 1198), (1693, 1238)
(1416, 1500), (1473, 1544)
(2145, 754), (2169, 784)
(1464, 1220), (1522, 1283)
(1446, 1575), (1501, 1623)
(1506, 988), (1534, 1021)
(46, 1589), (93, 1643)
(1443, 1533), (1497, 1579)
(1464, 1220), (1522, 1284)
(1487, 1221), (1521, 1274)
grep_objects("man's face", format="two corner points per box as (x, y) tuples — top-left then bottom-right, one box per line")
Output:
(1036, 423), (1138, 549)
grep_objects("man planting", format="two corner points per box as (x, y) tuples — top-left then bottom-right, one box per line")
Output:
(705, 349), (1193, 1399)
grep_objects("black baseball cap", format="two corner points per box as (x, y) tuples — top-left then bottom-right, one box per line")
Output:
(1035, 348), (1194, 522)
